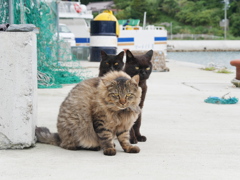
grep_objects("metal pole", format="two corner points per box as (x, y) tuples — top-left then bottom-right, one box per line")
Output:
(56, 1), (60, 61)
(171, 22), (172, 40)
(224, 3), (227, 40)
(224, 0), (229, 40)
(8, 0), (14, 24)
(56, 1), (59, 42)
(20, 0), (25, 24)
(143, 11), (146, 29)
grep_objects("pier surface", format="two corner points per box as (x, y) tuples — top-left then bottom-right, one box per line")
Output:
(1, 60), (240, 180)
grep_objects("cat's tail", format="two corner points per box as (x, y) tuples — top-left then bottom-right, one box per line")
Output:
(35, 127), (61, 146)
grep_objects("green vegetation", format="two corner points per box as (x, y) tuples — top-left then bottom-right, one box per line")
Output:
(201, 67), (216, 71)
(112, 0), (240, 38)
(216, 68), (233, 74)
(201, 66), (233, 74)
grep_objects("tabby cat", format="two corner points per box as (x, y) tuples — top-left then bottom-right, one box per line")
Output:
(124, 49), (153, 144)
(98, 50), (124, 77)
(36, 71), (142, 156)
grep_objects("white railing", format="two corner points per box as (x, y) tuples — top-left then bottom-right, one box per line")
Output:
(121, 25), (165, 31)
(146, 26), (165, 30)
(169, 34), (221, 40)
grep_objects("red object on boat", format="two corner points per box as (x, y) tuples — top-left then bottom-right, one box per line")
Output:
(74, 4), (82, 13)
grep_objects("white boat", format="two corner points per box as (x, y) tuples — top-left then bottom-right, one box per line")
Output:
(58, 1), (167, 56)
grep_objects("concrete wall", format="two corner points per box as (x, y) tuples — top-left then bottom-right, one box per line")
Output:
(167, 40), (240, 51)
(0, 32), (37, 149)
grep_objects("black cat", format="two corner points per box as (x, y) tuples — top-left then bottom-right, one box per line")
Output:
(124, 50), (153, 144)
(98, 50), (124, 77)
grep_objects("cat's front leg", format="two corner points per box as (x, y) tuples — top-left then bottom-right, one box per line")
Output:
(133, 113), (147, 142)
(93, 119), (116, 156)
(117, 130), (140, 153)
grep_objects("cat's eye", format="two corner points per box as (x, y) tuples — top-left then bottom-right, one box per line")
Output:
(146, 67), (150, 70)
(126, 94), (132, 97)
(112, 93), (119, 97)
(106, 62), (109, 65)
(135, 67), (139, 70)
(114, 63), (118, 65)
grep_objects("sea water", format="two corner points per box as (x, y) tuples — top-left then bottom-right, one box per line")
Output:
(167, 51), (240, 70)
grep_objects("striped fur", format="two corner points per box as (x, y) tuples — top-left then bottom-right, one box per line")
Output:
(36, 71), (142, 156)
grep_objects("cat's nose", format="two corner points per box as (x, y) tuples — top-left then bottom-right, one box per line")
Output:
(140, 70), (145, 74)
(119, 98), (126, 105)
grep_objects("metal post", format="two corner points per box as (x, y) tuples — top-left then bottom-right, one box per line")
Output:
(20, 0), (24, 24)
(8, 0), (14, 24)
(56, 1), (59, 42)
(143, 11), (146, 29)
(56, 1), (60, 61)
(224, 0), (229, 40)
(224, 3), (227, 39)
(170, 22), (172, 40)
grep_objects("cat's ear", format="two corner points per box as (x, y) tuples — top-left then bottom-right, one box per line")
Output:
(131, 74), (140, 84)
(101, 79), (116, 87)
(101, 79), (111, 87)
(126, 50), (135, 63)
(101, 50), (108, 61)
(117, 51), (124, 61)
(145, 50), (153, 61)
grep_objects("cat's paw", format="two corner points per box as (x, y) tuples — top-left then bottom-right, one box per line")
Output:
(137, 135), (147, 142)
(103, 148), (116, 156)
(130, 138), (138, 144)
(126, 146), (140, 153)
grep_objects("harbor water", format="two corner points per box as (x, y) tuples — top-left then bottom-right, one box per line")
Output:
(167, 51), (240, 70)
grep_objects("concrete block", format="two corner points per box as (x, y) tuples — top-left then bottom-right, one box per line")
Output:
(0, 32), (37, 149)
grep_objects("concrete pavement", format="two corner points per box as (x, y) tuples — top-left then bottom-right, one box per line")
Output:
(1, 60), (240, 180)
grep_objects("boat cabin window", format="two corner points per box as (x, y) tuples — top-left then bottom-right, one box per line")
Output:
(59, 25), (71, 33)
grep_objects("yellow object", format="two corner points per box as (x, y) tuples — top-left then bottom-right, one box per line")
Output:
(133, 26), (140, 30)
(94, 10), (120, 37)
(125, 25), (133, 30)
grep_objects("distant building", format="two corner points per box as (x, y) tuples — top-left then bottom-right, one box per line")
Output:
(86, 1), (116, 13)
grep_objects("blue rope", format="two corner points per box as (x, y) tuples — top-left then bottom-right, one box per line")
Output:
(204, 96), (238, 104)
